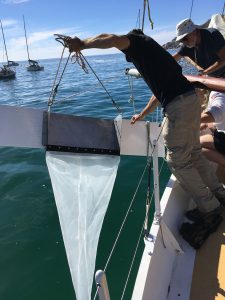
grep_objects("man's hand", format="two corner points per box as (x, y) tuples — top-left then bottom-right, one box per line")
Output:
(66, 37), (83, 53)
(200, 69), (208, 75)
(131, 113), (143, 124)
(198, 67), (209, 75)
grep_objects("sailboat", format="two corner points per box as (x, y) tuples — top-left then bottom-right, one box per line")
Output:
(0, 20), (16, 80)
(7, 60), (19, 67)
(23, 15), (44, 72)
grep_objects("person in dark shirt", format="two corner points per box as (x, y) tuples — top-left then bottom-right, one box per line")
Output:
(173, 19), (225, 78)
(66, 29), (225, 221)
(121, 29), (193, 108)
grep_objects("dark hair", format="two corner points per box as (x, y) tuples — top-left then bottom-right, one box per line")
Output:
(128, 28), (144, 35)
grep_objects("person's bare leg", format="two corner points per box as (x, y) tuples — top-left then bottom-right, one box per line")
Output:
(202, 148), (225, 166)
(200, 134), (225, 166)
(200, 134), (225, 184)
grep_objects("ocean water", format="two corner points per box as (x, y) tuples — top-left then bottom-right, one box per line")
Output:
(0, 53), (192, 300)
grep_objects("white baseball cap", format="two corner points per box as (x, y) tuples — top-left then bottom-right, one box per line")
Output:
(176, 19), (198, 41)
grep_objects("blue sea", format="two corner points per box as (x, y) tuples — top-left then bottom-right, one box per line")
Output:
(0, 53), (193, 300)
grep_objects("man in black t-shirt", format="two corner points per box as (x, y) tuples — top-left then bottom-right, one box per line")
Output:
(66, 30), (225, 221)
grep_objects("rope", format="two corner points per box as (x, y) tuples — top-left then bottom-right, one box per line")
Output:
(189, 0), (194, 19)
(48, 47), (71, 109)
(142, 0), (154, 31)
(141, 0), (146, 31)
(53, 34), (122, 115)
(79, 52), (122, 114)
(146, 0), (154, 30)
(71, 51), (89, 73)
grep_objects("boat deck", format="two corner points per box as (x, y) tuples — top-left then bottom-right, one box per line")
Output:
(190, 211), (225, 300)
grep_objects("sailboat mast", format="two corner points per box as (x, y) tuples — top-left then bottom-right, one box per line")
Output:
(23, 15), (30, 62)
(0, 20), (9, 64)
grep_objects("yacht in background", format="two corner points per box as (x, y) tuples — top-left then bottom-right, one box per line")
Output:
(0, 19), (16, 80)
(23, 15), (44, 72)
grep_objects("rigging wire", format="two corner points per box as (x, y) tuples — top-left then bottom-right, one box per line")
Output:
(93, 116), (167, 299)
(49, 34), (122, 115)
(120, 157), (166, 299)
(53, 75), (120, 104)
(51, 34), (169, 300)
(106, 123), (163, 266)
(127, 74), (137, 114)
(142, 0), (154, 32)
(189, 0), (194, 19)
(78, 52), (122, 114)
(104, 119), (167, 272)
(0, 20), (9, 64)
(136, 8), (141, 29)
(48, 47), (70, 109)
(120, 219), (145, 300)
(144, 122), (152, 237)
(92, 161), (149, 300)
(222, 1), (225, 15)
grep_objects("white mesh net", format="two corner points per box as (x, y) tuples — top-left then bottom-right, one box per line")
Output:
(46, 151), (120, 300)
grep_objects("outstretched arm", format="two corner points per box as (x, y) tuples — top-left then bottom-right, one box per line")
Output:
(173, 52), (203, 71)
(173, 52), (182, 61)
(67, 34), (130, 53)
(131, 95), (160, 124)
(201, 111), (215, 123)
(201, 45), (225, 75)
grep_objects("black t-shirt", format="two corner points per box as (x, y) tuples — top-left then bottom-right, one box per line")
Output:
(121, 29), (194, 108)
(178, 28), (225, 77)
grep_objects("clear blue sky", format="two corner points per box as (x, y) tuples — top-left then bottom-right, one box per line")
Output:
(0, 0), (224, 61)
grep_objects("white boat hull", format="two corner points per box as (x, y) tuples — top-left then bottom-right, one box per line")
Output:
(0, 104), (165, 157)
(132, 176), (196, 300)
